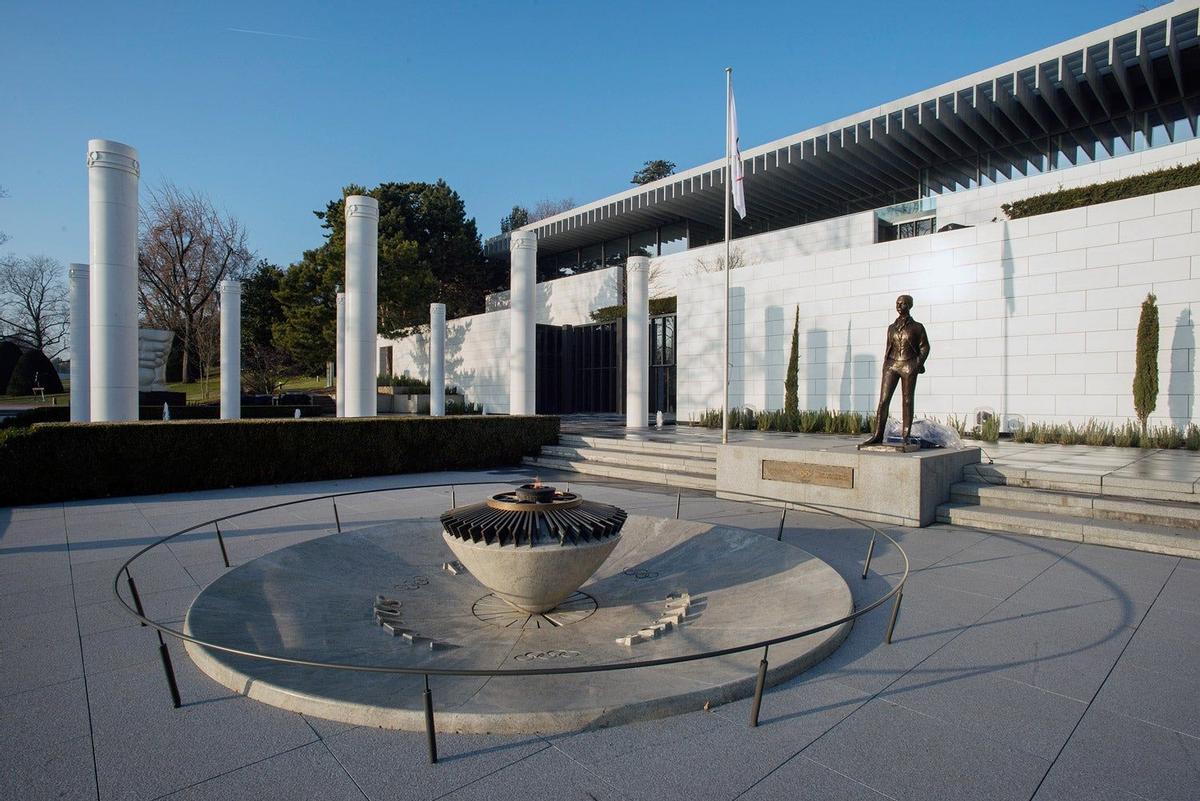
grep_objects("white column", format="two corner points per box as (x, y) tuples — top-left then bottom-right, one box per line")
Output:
(625, 256), (650, 428)
(335, 291), (346, 418)
(87, 139), (139, 421)
(344, 196), (379, 418)
(429, 302), (446, 417)
(509, 230), (537, 415)
(219, 280), (241, 420)
(68, 263), (90, 422)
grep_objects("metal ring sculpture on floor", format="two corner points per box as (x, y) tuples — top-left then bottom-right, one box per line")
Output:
(113, 478), (909, 763)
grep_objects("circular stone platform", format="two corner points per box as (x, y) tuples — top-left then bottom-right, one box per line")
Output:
(184, 515), (853, 734)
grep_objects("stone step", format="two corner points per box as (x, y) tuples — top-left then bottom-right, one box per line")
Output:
(936, 502), (1200, 559)
(950, 481), (1200, 529)
(538, 445), (717, 476)
(558, 434), (720, 461)
(964, 462), (1199, 504)
(522, 455), (717, 492)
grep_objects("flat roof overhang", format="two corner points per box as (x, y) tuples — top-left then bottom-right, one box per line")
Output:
(485, 3), (1200, 260)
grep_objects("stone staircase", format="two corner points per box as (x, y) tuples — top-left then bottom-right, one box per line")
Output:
(523, 434), (717, 491)
(938, 464), (1200, 559)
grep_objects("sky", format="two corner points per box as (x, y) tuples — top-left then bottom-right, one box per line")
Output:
(0, 0), (1162, 270)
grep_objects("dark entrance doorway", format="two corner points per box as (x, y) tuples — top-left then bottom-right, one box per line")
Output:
(536, 320), (625, 415)
(535, 314), (676, 417)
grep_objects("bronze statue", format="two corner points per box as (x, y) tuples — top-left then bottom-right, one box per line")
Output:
(859, 295), (930, 448)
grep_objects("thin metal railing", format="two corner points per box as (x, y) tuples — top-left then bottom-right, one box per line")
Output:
(114, 478), (909, 763)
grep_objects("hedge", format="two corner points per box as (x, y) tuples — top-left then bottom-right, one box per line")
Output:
(0, 404), (327, 429)
(590, 296), (678, 323)
(0, 415), (559, 506)
(1001, 161), (1200, 219)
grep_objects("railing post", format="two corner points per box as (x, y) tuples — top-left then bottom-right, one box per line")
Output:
(862, 532), (877, 579)
(214, 522), (230, 568)
(749, 646), (769, 727)
(332, 497), (342, 533)
(157, 635), (182, 708)
(675, 492), (682, 520)
(423, 674), (438, 764)
(885, 588), (904, 645)
(125, 567), (147, 626)
(450, 485), (456, 509)
(776, 507), (786, 542)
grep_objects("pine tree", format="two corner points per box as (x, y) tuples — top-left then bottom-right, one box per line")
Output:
(784, 306), (799, 416)
(1133, 292), (1159, 437)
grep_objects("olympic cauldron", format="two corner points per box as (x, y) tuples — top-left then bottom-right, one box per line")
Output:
(439, 484), (626, 613)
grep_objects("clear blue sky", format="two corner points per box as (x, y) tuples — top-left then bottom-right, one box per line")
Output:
(0, 0), (1153, 270)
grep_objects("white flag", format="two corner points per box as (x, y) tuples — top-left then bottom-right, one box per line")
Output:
(729, 85), (746, 219)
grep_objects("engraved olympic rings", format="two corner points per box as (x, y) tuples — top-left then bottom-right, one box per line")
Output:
(513, 650), (580, 662)
(393, 576), (430, 591)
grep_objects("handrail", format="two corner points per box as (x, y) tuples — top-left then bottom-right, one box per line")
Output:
(113, 476), (910, 761)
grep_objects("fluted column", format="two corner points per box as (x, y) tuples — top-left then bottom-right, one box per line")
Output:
(625, 256), (650, 428)
(87, 139), (139, 421)
(336, 291), (346, 418)
(344, 196), (378, 418)
(509, 231), (537, 415)
(219, 280), (241, 420)
(68, 263), (90, 422)
(430, 302), (446, 417)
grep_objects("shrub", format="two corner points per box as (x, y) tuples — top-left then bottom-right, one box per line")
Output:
(1186, 424), (1200, 451)
(784, 307), (799, 417)
(1114, 422), (1140, 448)
(1150, 425), (1184, 450)
(695, 407), (872, 435)
(589, 296), (676, 323)
(0, 415), (559, 506)
(0, 406), (70, 430)
(1133, 293), (1159, 437)
(0, 341), (22, 393)
(978, 415), (1000, 443)
(7, 349), (64, 395)
(1001, 162), (1200, 219)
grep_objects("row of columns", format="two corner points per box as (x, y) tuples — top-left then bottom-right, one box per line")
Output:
(75, 139), (647, 426)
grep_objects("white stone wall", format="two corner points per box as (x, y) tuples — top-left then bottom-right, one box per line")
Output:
(677, 183), (1200, 430)
(484, 265), (620, 321)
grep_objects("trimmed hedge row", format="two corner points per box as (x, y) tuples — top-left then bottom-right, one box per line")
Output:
(0, 415), (559, 505)
(1001, 161), (1200, 219)
(0, 405), (327, 429)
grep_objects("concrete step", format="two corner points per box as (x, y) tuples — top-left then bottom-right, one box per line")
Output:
(936, 502), (1200, 559)
(538, 444), (717, 476)
(558, 434), (720, 461)
(950, 481), (1200, 529)
(522, 455), (717, 492)
(964, 462), (1199, 504)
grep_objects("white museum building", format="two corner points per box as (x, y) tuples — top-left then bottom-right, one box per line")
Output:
(379, 1), (1200, 431)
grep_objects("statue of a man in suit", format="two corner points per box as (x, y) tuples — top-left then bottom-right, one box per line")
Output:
(859, 294), (930, 448)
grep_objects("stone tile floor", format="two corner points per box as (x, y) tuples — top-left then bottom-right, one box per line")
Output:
(2, 465), (1198, 800)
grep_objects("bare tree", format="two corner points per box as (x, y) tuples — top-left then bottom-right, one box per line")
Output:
(691, 246), (748, 275)
(529, 197), (575, 222)
(139, 182), (254, 382)
(0, 254), (69, 358)
(192, 302), (221, 400)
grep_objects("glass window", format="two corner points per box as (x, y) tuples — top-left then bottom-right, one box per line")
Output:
(630, 230), (657, 258)
(558, 250), (579, 276)
(580, 244), (603, 272)
(604, 237), (628, 268)
(659, 222), (687, 256)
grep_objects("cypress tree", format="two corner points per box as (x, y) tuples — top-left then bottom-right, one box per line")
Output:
(7, 348), (64, 395)
(784, 306), (799, 416)
(0, 341), (22, 394)
(1133, 293), (1159, 437)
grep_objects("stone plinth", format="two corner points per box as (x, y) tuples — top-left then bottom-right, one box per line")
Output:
(717, 440), (981, 527)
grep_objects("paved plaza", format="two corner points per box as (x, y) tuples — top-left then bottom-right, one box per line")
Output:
(2, 462), (1198, 801)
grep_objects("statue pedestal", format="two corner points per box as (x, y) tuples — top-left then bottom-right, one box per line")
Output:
(858, 442), (920, 453)
(716, 439), (980, 527)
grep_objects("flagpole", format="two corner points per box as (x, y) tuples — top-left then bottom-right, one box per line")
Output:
(722, 66), (732, 445)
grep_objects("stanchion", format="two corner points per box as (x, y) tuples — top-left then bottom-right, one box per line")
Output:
(675, 492), (682, 520)
(885, 588), (903, 644)
(423, 674), (438, 764)
(214, 522), (230, 568)
(332, 498), (342, 533)
(125, 567), (147, 626)
(158, 638), (182, 708)
(776, 507), (787, 542)
(450, 486), (456, 509)
(749, 646), (769, 727)
(862, 532), (877, 579)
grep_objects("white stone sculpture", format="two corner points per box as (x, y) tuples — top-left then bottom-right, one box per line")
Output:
(344, 196), (378, 418)
(137, 329), (174, 391)
(88, 139), (140, 421)
(509, 231), (537, 415)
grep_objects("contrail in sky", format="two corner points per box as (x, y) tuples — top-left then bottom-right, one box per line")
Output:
(227, 27), (317, 41)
